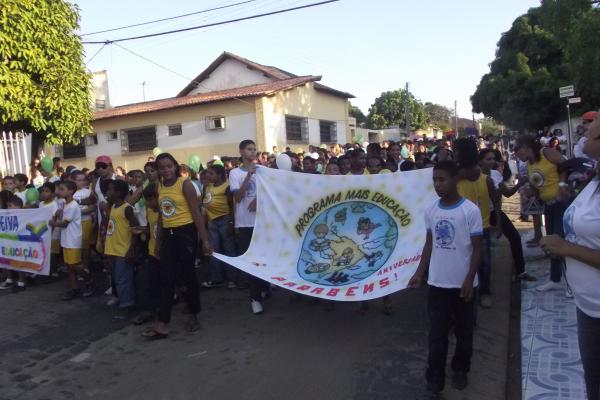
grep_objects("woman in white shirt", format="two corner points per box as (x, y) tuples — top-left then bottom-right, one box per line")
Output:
(541, 114), (600, 400)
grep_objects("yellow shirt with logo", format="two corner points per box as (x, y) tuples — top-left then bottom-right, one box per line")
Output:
(458, 173), (491, 228)
(203, 181), (231, 221)
(146, 207), (159, 258)
(105, 203), (132, 257)
(158, 177), (193, 228)
(527, 149), (560, 202)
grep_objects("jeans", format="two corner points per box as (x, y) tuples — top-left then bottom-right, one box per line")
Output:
(237, 227), (269, 301)
(158, 223), (200, 323)
(479, 229), (492, 295)
(490, 211), (525, 275)
(426, 286), (475, 389)
(110, 256), (135, 308)
(577, 308), (600, 400)
(139, 256), (160, 313)
(544, 201), (566, 282)
(207, 214), (238, 283)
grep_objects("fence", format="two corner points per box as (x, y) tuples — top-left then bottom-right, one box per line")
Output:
(0, 131), (30, 177)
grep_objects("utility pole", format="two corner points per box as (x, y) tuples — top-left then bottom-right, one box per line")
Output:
(140, 81), (147, 101)
(454, 100), (458, 137)
(405, 82), (411, 139)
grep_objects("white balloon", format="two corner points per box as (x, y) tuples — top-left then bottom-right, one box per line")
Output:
(275, 153), (292, 171)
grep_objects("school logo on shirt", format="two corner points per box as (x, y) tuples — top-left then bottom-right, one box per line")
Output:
(160, 197), (176, 218)
(563, 206), (576, 243)
(203, 192), (212, 204)
(106, 218), (115, 236)
(530, 171), (545, 188)
(297, 198), (400, 287)
(434, 219), (455, 247)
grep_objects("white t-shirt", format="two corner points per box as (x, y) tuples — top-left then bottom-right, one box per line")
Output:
(94, 173), (116, 222)
(564, 179), (600, 318)
(573, 136), (588, 159)
(425, 198), (483, 289)
(74, 188), (93, 221)
(60, 200), (82, 249)
(40, 199), (60, 241)
(229, 166), (257, 228)
(15, 190), (27, 205)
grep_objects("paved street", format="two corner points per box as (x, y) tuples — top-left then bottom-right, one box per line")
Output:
(0, 236), (514, 400)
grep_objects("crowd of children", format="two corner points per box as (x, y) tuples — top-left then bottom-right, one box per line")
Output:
(0, 116), (596, 395)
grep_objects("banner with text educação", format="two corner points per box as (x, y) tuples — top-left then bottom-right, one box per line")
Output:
(0, 208), (53, 275)
(214, 167), (436, 301)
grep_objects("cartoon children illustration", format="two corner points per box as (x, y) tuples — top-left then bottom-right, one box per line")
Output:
(357, 217), (381, 240)
(309, 224), (334, 258)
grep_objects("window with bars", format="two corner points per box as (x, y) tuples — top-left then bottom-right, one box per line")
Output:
(62, 141), (86, 159)
(285, 115), (308, 142)
(319, 120), (337, 143)
(106, 131), (118, 141)
(121, 126), (157, 153)
(168, 124), (182, 136)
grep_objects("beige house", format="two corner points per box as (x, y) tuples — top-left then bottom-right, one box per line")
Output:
(57, 52), (354, 170)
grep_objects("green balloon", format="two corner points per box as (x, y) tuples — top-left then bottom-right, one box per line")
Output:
(41, 156), (53, 173)
(26, 188), (39, 203)
(188, 155), (201, 172)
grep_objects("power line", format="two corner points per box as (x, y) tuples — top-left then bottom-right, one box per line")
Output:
(85, 43), (107, 65)
(81, 0), (258, 36)
(83, 0), (340, 44)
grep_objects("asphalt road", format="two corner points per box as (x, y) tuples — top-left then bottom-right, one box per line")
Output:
(0, 241), (513, 400)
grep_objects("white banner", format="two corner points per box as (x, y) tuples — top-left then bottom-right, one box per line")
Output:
(215, 167), (436, 301)
(0, 208), (53, 275)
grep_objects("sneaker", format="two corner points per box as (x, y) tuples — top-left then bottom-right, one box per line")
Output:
(0, 279), (15, 290)
(480, 294), (493, 308)
(82, 282), (95, 297)
(61, 289), (81, 301)
(104, 286), (113, 295)
(12, 282), (26, 293)
(452, 371), (468, 390)
(536, 281), (562, 292)
(250, 300), (264, 315)
(106, 296), (119, 307)
(226, 282), (236, 289)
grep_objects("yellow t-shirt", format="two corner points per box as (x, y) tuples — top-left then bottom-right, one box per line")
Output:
(527, 149), (560, 202)
(104, 203), (132, 257)
(146, 207), (159, 258)
(458, 173), (491, 228)
(158, 177), (193, 228)
(203, 181), (231, 221)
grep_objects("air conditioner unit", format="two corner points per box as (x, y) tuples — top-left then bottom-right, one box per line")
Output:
(206, 116), (226, 130)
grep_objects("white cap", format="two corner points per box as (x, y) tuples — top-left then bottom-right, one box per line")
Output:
(309, 152), (319, 160)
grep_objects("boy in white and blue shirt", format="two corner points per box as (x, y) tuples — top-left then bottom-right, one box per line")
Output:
(408, 160), (483, 394)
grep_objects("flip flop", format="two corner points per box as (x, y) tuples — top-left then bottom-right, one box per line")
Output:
(184, 319), (200, 333)
(142, 329), (169, 340)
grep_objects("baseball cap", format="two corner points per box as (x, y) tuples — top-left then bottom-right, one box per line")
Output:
(95, 155), (112, 165)
(582, 111), (598, 122)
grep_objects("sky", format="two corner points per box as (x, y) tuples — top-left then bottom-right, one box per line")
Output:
(77, 0), (541, 118)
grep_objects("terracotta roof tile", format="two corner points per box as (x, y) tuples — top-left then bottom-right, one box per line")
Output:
(94, 75), (321, 121)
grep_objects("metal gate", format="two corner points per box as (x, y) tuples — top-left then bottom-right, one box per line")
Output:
(0, 131), (30, 177)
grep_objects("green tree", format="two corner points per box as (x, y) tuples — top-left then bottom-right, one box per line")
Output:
(348, 103), (367, 126)
(367, 89), (428, 130)
(478, 117), (503, 136)
(424, 102), (452, 131)
(0, 0), (92, 144)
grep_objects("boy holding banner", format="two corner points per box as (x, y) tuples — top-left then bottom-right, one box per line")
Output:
(408, 160), (482, 394)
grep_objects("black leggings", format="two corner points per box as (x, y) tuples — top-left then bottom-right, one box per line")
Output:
(490, 211), (525, 275)
(578, 308), (600, 400)
(158, 223), (200, 323)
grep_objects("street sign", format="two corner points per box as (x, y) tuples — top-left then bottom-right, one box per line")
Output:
(559, 85), (575, 98)
(568, 97), (581, 104)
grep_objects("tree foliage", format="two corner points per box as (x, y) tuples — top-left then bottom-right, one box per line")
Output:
(0, 0), (92, 144)
(472, 0), (600, 131)
(366, 89), (428, 130)
(478, 117), (504, 136)
(348, 103), (367, 126)
(424, 102), (452, 131)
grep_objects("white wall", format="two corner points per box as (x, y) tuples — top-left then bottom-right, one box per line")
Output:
(187, 59), (275, 95)
(92, 70), (110, 109)
(86, 113), (257, 158)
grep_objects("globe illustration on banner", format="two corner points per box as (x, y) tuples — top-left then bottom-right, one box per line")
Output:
(297, 201), (398, 287)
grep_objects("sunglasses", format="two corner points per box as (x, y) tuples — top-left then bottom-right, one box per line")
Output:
(95, 163), (108, 169)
